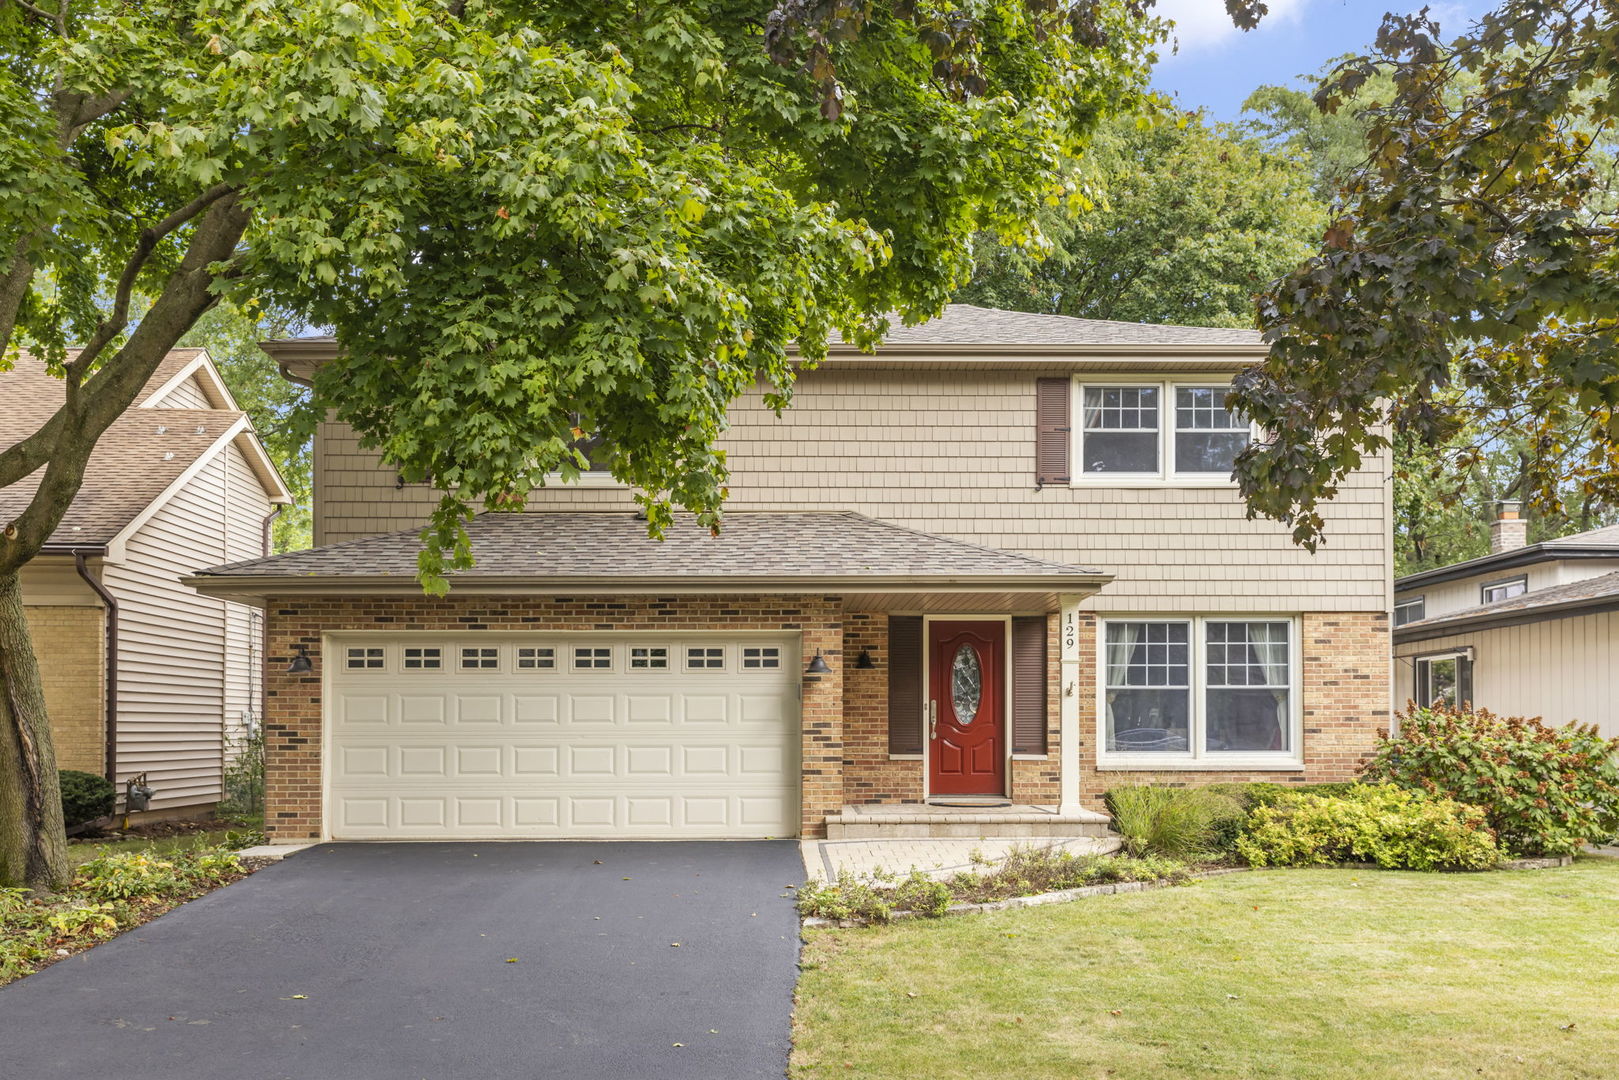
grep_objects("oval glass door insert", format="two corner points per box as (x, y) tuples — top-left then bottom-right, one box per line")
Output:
(951, 644), (982, 725)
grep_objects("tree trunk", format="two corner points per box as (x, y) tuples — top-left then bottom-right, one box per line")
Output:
(0, 570), (69, 891)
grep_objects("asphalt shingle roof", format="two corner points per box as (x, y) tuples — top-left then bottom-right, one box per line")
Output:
(857, 304), (1263, 348)
(194, 511), (1105, 582)
(1, 352), (244, 547)
(261, 305), (1264, 364)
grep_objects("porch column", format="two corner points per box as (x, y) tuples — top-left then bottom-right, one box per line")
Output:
(1058, 593), (1083, 816)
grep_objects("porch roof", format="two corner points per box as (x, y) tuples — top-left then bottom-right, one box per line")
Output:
(185, 511), (1110, 604)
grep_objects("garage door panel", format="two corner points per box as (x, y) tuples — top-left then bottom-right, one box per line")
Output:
(327, 635), (799, 839)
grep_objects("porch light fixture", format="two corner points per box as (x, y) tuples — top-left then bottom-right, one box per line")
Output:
(855, 647), (875, 669)
(805, 650), (832, 674)
(287, 646), (313, 674)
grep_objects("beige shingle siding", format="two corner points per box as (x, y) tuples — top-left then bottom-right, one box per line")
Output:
(104, 442), (273, 810)
(312, 366), (1391, 613)
(1393, 612), (1619, 738)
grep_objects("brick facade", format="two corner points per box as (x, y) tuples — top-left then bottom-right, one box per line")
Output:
(262, 599), (1389, 840)
(25, 605), (105, 774)
(1075, 611), (1391, 809)
(264, 594), (845, 841)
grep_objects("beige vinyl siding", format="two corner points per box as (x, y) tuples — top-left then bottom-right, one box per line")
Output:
(223, 444), (270, 746)
(1394, 612), (1619, 738)
(1398, 558), (1619, 620)
(103, 441), (272, 809)
(147, 373), (210, 410)
(313, 366), (1390, 613)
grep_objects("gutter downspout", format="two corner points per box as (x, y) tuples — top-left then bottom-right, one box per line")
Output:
(260, 504), (283, 557)
(73, 550), (118, 784)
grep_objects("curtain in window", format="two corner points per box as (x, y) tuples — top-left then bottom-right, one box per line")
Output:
(1105, 622), (1142, 688)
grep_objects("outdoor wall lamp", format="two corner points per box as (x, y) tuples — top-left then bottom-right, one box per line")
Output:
(855, 647), (875, 669)
(287, 646), (313, 674)
(805, 650), (832, 674)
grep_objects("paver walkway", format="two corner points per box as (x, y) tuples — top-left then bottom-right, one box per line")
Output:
(800, 835), (1122, 881)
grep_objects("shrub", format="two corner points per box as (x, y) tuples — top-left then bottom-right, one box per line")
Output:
(218, 726), (265, 824)
(1105, 785), (1243, 859)
(74, 853), (189, 904)
(1235, 784), (1499, 871)
(1365, 705), (1619, 857)
(796, 869), (947, 924)
(58, 770), (115, 828)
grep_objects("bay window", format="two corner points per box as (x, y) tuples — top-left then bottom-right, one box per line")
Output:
(1101, 616), (1299, 765)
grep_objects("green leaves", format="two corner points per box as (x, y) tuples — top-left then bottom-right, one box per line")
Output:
(1232, 0), (1619, 548)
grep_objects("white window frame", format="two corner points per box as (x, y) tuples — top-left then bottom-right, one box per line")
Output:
(1480, 575), (1527, 604)
(457, 645), (502, 672)
(741, 645), (783, 670)
(1393, 595), (1426, 626)
(515, 645), (557, 671)
(684, 645), (728, 671)
(571, 645), (615, 671)
(1413, 648), (1472, 709)
(344, 645), (388, 672)
(628, 645), (670, 671)
(401, 645), (443, 671)
(1072, 377), (1258, 486)
(1096, 615), (1303, 771)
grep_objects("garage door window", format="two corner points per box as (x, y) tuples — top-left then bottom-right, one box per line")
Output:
(686, 646), (725, 670)
(346, 647), (384, 670)
(403, 647), (442, 670)
(742, 646), (781, 669)
(516, 646), (555, 670)
(630, 646), (669, 670)
(573, 646), (613, 670)
(460, 647), (499, 670)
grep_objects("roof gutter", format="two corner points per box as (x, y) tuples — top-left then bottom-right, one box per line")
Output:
(1395, 545), (1619, 591)
(72, 551), (118, 784)
(184, 571), (1113, 599)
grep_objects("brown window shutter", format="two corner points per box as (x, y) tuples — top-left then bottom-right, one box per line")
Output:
(1011, 615), (1048, 755)
(887, 616), (924, 755)
(1035, 377), (1071, 486)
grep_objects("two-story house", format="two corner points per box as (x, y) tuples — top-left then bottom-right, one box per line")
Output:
(1393, 500), (1619, 736)
(186, 305), (1392, 843)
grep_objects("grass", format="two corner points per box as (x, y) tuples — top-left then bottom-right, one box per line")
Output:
(68, 829), (240, 866)
(792, 856), (1619, 1079)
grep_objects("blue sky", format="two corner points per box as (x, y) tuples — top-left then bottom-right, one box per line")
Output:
(1149, 0), (1499, 121)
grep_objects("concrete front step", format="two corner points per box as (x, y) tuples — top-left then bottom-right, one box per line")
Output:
(825, 803), (1116, 840)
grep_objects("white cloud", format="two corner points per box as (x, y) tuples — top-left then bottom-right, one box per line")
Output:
(1155, 0), (1309, 54)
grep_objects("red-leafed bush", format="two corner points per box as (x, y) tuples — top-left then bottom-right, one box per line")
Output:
(1364, 706), (1619, 857)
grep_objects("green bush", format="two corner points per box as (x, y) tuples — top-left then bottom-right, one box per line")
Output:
(1365, 705), (1619, 857)
(1105, 785), (1243, 859)
(796, 868), (952, 924)
(1235, 784), (1499, 871)
(58, 770), (115, 828)
(218, 726), (265, 825)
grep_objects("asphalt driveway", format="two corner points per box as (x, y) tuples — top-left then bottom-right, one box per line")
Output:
(0, 841), (805, 1080)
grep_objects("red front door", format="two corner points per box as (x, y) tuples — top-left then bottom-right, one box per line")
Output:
(928, 621), (1005, 796)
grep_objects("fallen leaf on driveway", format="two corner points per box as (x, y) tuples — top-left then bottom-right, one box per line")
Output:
(505, 958), (519, 964)
(671, 943), (681, 948)
(673, 1043), (684, 1048)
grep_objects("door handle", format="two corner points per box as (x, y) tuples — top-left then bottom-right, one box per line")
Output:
(928, 700), (937, 740)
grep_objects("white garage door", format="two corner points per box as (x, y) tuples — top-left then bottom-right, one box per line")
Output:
(326, 634), (800, 840)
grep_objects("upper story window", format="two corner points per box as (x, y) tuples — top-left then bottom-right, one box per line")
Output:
(1080, 386), (1160, 475)
(1074, 379), (1253, 484)
(1480, 575), (1527, 604)
(1393, 596), (1426, 626)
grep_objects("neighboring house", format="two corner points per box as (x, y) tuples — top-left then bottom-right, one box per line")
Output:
(188, 305), (1392, 843)
(1393, 500), (1619, 737)
(1, 349), (292, 813)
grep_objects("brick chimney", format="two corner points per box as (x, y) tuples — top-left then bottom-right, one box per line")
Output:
(1490, 499), (1527, 554)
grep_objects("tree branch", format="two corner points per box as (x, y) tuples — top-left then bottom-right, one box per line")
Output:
(1, 0), (58, 27)
(68, 182), (240, 380)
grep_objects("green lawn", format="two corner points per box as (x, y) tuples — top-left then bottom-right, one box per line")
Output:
(792, 857), (1619, 1079)
(67, 829), (239, 867)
